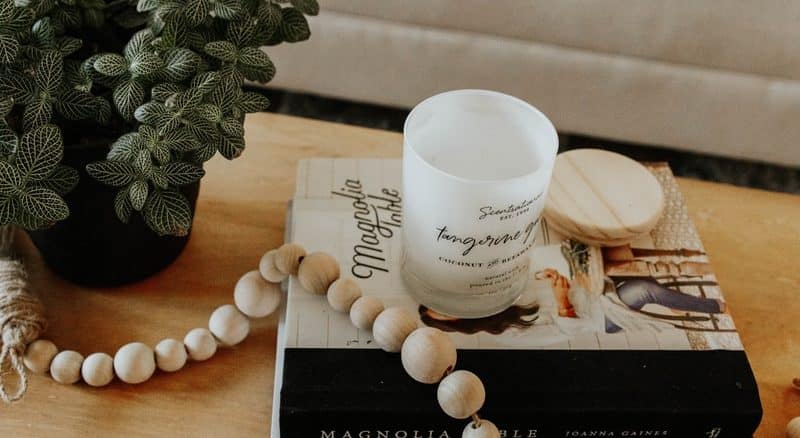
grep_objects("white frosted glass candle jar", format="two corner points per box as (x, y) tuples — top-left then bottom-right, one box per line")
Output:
(401, 90), (558, 318)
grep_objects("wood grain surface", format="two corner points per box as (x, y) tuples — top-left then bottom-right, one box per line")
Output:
(1, 113), (797, 437)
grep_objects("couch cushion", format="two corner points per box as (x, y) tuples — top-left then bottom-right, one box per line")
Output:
(322, 0), (800, 81)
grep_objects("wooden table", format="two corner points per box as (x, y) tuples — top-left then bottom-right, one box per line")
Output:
(2, 113), (798, 437)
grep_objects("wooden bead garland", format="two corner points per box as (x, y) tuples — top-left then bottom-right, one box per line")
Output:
(437, 370), (486, 419)
(50, 350), (83, 384)
(184, 328), (217, 361)
(789, 417), (800, 438)
(16, 243), (500, 435)
(462, 420), (501, 438)
(81, 353), (114, 387)
(234, 271), (281, 318)
(373, 307), (418, 353)
(327, 277), (362, 313)
(22, 339), (57, 374)
(114, 342), (156, 385)
(297, 252), (340, 294)
(274, 243), (306, 275)
(349, 296), (384, 330)
(401, 327), (457, 384)
(209, 304), (250, 346)
(154, 339), (187, 372)
(259, 250), (288, 283)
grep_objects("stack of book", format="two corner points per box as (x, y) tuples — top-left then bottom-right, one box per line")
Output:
(271, 158), (761, 438)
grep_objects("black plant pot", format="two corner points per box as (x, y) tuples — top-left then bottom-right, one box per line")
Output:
(28, 143), (201, 287)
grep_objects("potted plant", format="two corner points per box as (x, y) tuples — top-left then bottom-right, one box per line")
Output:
(0, 0), (318, 286)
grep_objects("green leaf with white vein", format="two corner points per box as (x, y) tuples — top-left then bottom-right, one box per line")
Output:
(129, 52), (162, 77)
(290, 0), (318, 15)
(162, 129), (200, 151)
(128, 179), (148, 210)
(163, 48), (200, 81)
(237, 92), (269, 113)
(0, 161), (23, 195)
(143, 188), (192, 236)
(211, 0), (239, 19)
(35, 165), (78, 195)
(94, 53), (129, 76)
(0, 127), (17, 159)
(114, 188), (132, 223)
(113, 79), (146, 120)
(86, 160), (137, 186)
(151, 82), (185, 102)
(137, 0), (160, 12)
(35, 51), (63, 95)
(125, 29), (155, 60)
(134, 149), (153, 175)
(17, 125), (62, 181)
(163, 162), (204, 185)
(56, 37), (82, 56)
(238, 47), (271, 68)
(0, 197), (20, 226)
(216, 133), (244, 159)
(280, 8), (310, 42)
(23, 99), (53, 131)
(55, 89), (96, 120)
(0, 34), (20, 64)
(0, 73), (35, 104)
(204, 41), (237, 62)
(0, 0), (14, 24)
(185, 0), (209, 26)
(20, 187), (69, 221)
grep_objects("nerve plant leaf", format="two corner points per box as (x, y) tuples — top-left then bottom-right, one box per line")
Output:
(0, 34), (20, 64)
(86, 160), (138, 186)
(143, 188), (192, 236)
(128, 179), (148, 210)
(94, 53), (129, 76)
(279, 7), (311, 42)
(19, 187), (69, 222)
(17, 124), (63, 181)
(162, 162), (204, 185)
(36, 165), (79, 195)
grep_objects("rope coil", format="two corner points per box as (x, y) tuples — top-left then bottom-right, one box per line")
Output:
(0, 226), (47, 403)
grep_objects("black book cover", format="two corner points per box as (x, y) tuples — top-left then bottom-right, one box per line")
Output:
(272, 159), (762, 438)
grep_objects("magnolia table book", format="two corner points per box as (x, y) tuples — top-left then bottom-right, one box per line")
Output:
(271, 158), (762, 438)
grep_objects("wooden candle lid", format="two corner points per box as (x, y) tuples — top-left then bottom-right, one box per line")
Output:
(544, 149), (664, 246)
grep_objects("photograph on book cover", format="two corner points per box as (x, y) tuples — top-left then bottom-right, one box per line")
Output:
(284, 158), (744, 352)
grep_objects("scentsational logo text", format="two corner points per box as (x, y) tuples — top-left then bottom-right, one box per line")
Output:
(332, 179), (402, 279)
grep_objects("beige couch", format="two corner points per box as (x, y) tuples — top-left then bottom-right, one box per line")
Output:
(268, 1), (800, 167)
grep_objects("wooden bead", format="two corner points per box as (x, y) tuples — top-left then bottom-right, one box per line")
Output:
(438, 370), (486, 419)
(184, 328), (217, 361)
(234, 270), (281, 318)
(259, 250), (288, 283)
(81, 353), (114, 387)
(50, 350), (84, 385)
(154, 338), (187, 372)
(327, 277), (362, 312)
(401, 327), (457, 384)
(350, 296), (384, 330)
(297, 252), (340, 295)
(372, 307), (418, 353)
(275, 243), (306, 275)
(463, 420), (500, 438)
(209, 304), (250, 346)
(113, 342), (156, 385)
(788, 417), (800, 438)
(23, 339), (58, 374)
